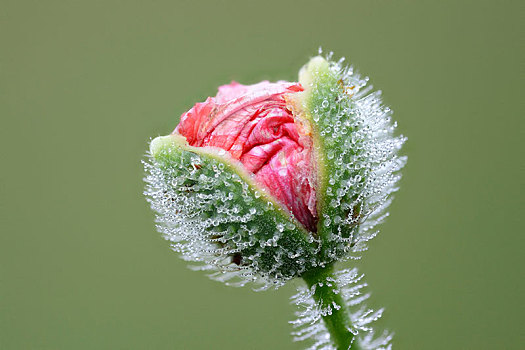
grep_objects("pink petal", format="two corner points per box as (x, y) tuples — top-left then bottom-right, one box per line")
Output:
(174, 81), (318, 232)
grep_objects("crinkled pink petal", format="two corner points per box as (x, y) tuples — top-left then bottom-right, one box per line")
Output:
(174, 81), (317, 232)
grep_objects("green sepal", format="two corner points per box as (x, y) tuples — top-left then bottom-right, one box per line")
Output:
(297, 57), (367, 261)
(147, 134), (319, 281)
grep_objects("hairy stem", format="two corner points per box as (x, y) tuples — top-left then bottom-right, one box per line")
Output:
(301, 265), (359, 350)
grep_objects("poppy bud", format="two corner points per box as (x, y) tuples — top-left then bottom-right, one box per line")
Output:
(144, 52), (406, 348)
(145, 55), (404, 284)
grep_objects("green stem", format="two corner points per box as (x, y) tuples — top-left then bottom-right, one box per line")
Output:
(301, 265), (359, 350)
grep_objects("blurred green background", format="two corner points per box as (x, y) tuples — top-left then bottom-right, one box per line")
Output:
(1, 0), (523, 349)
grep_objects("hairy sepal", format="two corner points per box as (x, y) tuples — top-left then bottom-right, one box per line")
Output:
(296, 56), (406, 263)
(145, 134), (319, 286)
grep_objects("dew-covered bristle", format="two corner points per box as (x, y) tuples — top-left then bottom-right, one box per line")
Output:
(303, 52), (407, 263)
(290, 267), (393, 350)
(143, 144), (320, 289)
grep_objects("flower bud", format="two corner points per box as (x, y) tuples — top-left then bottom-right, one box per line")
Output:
(144, 54), (406, 288)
